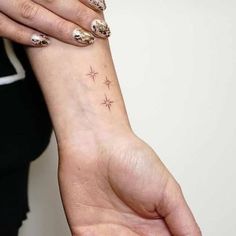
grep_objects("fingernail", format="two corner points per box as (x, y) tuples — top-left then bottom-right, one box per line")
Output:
(88, 0), (106, 11)
(73, 28), (95, 45)
(91, 19), (111, 38)
(31, 34), (50, 47)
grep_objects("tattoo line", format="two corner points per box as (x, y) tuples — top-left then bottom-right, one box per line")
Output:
(86, 66), (115, 111)
(86, 66), (98, 82)
(104, 76), (112, 89)
(101, 94), (114, 111)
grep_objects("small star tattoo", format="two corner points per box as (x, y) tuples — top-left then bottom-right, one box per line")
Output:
(101, 94), (114, 111)
(86, 66), (98, 82)
(104, 77), (112, 89)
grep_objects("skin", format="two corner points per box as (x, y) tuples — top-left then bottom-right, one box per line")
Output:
(0, 0), (108, 46)
(26, 36), (201, 236)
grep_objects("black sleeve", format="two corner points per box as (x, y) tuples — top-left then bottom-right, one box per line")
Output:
(0, 38), (53, 172)
(0, 39), (17, 77)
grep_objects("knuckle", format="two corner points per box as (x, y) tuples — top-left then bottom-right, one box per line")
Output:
(15, 28), (26, 43)
(19, 1), (39, 19)
(75, 6), (93, 20)
(74, 6), (97, 26)
(74, 6), (85, 20)
(56, 20), (69, 35)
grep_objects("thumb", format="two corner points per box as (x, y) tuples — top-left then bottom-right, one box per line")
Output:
(157, 177), (202, 236)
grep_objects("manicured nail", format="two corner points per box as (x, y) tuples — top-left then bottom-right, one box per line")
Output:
(73, 28), (95, 45)
(91, 19), (111, 38)
(31, 34), (50, 47)
(88, 0), (106, 11)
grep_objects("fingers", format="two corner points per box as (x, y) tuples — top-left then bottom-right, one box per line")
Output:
(33, 0), (111, 38)
(79, 0), (107, 12)
(0, 12), (49, 47)
(0, 0), (95, 47)
(158, 178), (202, 236)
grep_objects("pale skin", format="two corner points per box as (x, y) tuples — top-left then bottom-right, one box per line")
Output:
(26, 36), (201, 235)
(0, 0), (108, 46)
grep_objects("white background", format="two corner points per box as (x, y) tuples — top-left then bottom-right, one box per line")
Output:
(19, 0), (236, 235)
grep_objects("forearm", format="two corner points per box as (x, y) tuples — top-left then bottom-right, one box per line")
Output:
(27, 38), (131, 149)
(27, 30), (201, 236)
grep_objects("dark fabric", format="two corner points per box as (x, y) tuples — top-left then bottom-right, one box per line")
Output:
(0, 80), (52, 172)
(0, 228), (19, 236)
(0, 163), (29, 229)
(0, 40), (16, 77)
(0, 39), (53, 172)
(0, 38), (53, 228)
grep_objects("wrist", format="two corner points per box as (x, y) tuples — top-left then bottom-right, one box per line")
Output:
(56, 121), (134, 158)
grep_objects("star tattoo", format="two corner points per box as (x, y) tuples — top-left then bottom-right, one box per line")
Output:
(86, 66), (98, 82)
(104, 77), (112, 89)
(101, 94), (114, 111)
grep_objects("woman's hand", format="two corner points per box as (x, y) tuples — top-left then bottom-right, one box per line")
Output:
(0, 0), (110, 47)
(58, 131), (201, 236)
